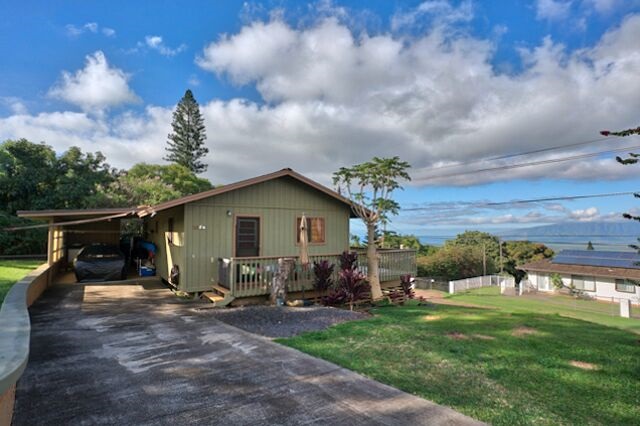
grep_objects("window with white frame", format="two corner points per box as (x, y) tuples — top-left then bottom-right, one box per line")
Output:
(571, 275), (596, 292)
(615, 279), (637, 294)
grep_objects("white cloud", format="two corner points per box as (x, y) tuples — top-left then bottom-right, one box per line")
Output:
(48, 51), (139, 112)
(391, 0), (473, 31)
(145, 35), (187, 57)
(65, 22), (113, 37)
(192, 12), (640, 185)
(3, 5), (640, 189)
(570, 207), (600, 221)
(0, 107), (171, 169)
(536, 0), (573, 21)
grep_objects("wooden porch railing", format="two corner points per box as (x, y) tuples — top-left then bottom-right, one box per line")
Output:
(218, 249), (417, 298)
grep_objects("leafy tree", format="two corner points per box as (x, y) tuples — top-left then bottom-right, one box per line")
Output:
(350, 234), (362, 248)
(165, 89), (209, 174)
(503, 240), (554, 284)
(445, 231), (501, 273)
(0, 140), (115, 213)
(587, 241), (594, 250)
(333, 157), (411, 300)
(0, 139), (57, 213)
(94, 163), (212, 207)
(52, 147), (115, 209)
(381, 231), (421, 250)
(417, 245), (490, 281)
(0, 212), (47, 255)
(380, 231), (438, 255)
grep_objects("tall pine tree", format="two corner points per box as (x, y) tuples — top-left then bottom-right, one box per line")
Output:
(165, 90), (209, 174)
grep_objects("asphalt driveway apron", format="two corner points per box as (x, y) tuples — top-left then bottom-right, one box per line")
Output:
(13, 282), (482, 425)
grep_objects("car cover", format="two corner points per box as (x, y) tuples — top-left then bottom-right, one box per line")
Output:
(74, 244), (126, 282)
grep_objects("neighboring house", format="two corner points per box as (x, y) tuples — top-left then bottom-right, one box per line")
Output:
(18, 168), (417, 306)
(519, 249), (640, 304)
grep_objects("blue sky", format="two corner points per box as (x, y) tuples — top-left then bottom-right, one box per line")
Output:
(1, 0), (640, 238)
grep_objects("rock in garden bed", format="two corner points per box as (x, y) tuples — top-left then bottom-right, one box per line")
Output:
(200, 304), (369, 338)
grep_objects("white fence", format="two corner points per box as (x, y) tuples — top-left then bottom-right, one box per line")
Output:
(448, 275), (515, 294)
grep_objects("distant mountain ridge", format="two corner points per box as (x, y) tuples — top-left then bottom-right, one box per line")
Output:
(501, 221), (640, 238)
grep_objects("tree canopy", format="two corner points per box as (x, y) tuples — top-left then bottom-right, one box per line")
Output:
(0, 139), (213, 255)
(333, 156), (411, 299)
(165, 89), (209, 174)
(94, 163), (213, 207)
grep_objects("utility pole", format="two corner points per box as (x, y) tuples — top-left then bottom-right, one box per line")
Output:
(483, 243), (487, 276)
(499, 238), (503, 274)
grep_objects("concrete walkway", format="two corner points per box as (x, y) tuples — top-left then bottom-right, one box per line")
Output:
(14, 282), (482, 425)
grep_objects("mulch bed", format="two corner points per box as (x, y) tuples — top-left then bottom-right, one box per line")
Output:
(199, 305), (369, 338)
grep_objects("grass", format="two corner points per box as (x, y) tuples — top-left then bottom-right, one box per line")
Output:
(448, 286), (640, 334)
(279, 302), (640, 425)
(0, 259), (43, 303)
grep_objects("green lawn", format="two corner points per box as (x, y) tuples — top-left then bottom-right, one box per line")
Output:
(0, 259), (43, 303)
(448, 286), (640, 334)
(279, 302), (640, 425)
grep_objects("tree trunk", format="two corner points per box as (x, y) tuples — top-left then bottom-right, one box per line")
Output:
(271, 258), (294, 305)
(366, 223), (383, 300)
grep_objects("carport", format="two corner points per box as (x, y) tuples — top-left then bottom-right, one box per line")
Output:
(17, 208), (143, 281)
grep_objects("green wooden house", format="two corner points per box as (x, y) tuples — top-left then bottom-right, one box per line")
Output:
(19, 168), (416, 306)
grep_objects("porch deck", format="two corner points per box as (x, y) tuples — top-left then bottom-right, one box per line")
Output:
(216, 249), (417, 299)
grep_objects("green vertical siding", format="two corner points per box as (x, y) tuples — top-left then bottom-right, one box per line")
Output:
(183, 176), (351, 292)
(148, 206), (187, 290)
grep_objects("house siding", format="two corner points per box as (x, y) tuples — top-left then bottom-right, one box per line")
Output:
(183, 176), (351, 293)
(148, 205), (187, 290)
(527, 272), (640, 304)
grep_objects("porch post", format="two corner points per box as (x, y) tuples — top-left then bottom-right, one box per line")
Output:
(47, 220), (54, 266)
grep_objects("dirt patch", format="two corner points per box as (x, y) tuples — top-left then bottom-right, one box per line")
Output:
(512, 326), (539, 337)
(569, 360), (599, 370)
(422, 314), (442, 321)
(473, 334), (495, 340)
(446, 332), (469, 340)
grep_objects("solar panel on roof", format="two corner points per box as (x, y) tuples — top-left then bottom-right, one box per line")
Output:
(553, 250), (640, 269)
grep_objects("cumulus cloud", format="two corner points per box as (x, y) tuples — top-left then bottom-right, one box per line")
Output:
(145, 36), (187, 56)
(0, 107), (171, 170)
(3, 5), (640, 189)
(192, 11), (640, 185)
(48, 51), (139, 112)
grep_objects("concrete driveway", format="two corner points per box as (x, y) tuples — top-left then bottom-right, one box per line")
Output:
(14, 281), (482, 425)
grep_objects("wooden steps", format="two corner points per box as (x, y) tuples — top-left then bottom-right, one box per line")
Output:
(201, 286), (235, 307)
(202, 292), (225, 303)
(212, 284), (230, 295)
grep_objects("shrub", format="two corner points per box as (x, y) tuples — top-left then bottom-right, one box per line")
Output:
(339, 251), (358, 271)
(312, 260), (335, 293)
(338, 268), (370, 311)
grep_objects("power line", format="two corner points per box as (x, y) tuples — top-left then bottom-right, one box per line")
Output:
(428, 136), (621, 171)
(417, 144), (640, 180)
(403, 190), (639, 211)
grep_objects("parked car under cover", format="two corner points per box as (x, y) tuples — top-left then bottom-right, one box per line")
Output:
(73, 243), (127, 282)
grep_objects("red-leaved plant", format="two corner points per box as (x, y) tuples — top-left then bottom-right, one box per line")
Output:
(338, 268), (370, 311)
(312, 260), (335, 294)
(339, 251), (358, 271)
